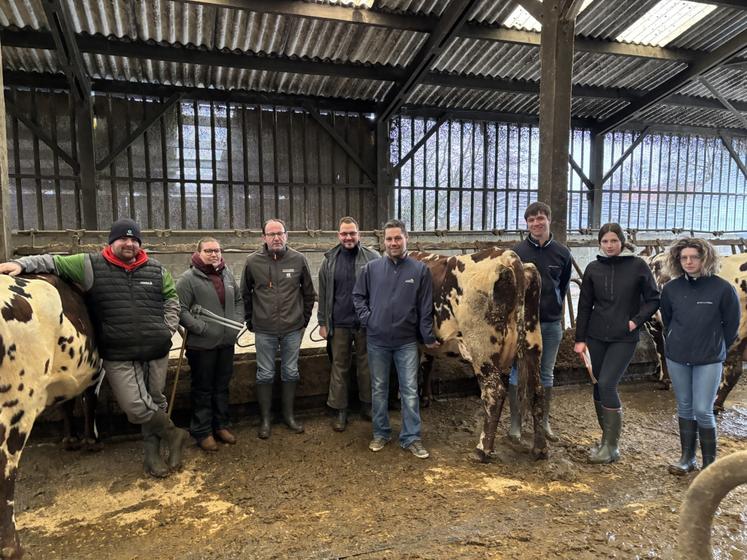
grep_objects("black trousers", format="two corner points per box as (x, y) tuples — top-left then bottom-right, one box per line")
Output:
(186, 345), (235, 439)
(587, 337), (637, 409)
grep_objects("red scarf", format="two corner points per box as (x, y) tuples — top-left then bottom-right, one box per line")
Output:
(102, 245), (149, 271)
(191, 252), (226, 306)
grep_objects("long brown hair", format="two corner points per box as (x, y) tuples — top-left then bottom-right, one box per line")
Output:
(665, 237), (720, 277)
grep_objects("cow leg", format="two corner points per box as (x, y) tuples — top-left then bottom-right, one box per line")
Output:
(521, 350), (548, 460)
(714, 360), (743, 414)
(1, 423), (31, 560)
(81, 386), (102, 452)
(0, 458), (21, 560)
(473, 374), (505, 464)
(419, 354), (435, 408)
(530, 383), (548, 460)
(60, 399), (82, 451)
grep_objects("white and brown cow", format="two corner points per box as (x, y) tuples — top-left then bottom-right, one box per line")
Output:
(0, 274), (100, 559)
(411, 248), (545, 462)
(647, 252), (747, 412)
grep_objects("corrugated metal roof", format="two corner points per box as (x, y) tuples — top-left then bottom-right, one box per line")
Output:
(638, 103), (747, 129)
(2, 0), (746, 130)
(677, 66), (747, 103)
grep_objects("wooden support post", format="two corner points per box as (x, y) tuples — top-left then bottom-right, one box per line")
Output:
(76, 101), (98, 229)
(538, 1), (578, 244)
(375, 119), (393, 228)
(589, 132), (604, 228)
(0, 40), (13, 260)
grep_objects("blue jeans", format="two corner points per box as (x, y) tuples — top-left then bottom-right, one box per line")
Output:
(367, 342), (421, 447)
(255, 329), (304, 384)
(509, 321), (564, 388)
(666, 359), (721, 429)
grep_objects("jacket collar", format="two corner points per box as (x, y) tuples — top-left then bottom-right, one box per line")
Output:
(526, 233), (553, 248)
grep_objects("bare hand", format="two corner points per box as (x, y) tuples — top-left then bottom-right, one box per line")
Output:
(574, 342), (587, 354)
(628, 320), (637, 332)
(425, 341), (441, 350)
(319, 325), (328, 340)
(0, 262), (22, 276)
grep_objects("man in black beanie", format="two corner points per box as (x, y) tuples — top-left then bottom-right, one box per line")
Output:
(0, 218), (187, 478)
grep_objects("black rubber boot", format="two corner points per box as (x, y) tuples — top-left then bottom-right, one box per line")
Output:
(142, 425), (169, 478)
(282, 381), (305, 433)
(507, 384), (522, 443)
(589, 407), (622, 464)
(256, 383), (273, 440)
(144, 410), (188, 471)
(332, 408), (348, 432)
(668, 418), (698, 476)
(591, 400), (604, 451)
(698, 426), (717, 469)
(542, 387), (559, 442)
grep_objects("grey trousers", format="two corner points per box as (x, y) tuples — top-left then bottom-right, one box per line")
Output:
(103, 355), (169, 424)
(327, 327), (371, 410)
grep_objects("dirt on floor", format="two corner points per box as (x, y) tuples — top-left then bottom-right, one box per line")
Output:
(15, 381), (747, 560)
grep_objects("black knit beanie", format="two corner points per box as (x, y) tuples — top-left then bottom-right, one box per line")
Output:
(108, 218), (142, 245)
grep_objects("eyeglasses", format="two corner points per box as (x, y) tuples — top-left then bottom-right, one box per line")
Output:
(339, 232), (359, 237)
(202, 248), (221, 254)
(264, 232), (286, 238)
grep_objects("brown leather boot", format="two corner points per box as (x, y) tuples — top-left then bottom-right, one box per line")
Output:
(215, 428), (237, 445)
(198, 435), (219, 452)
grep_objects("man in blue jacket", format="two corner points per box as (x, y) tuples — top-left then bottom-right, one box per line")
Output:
(508, 202), (572, 443)
(353, 219), (439, 459)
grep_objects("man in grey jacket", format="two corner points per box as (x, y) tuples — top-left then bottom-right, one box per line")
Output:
(318, 217), (379, 432)
(241, 218), (316, 439)
(177, 237), (243, 452)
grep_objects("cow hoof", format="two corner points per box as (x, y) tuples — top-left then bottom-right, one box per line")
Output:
(532, 447), (549, 460)
(1, 544), (23, 559)
(83, 439), (104, 453)
(62, 436), (82, 451)
(472, 448), (492, 463)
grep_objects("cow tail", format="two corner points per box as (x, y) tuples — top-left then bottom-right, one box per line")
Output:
(519, 264), (542, 417)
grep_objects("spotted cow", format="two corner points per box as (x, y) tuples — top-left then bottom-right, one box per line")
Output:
(0, 274), (100, 559)
(410, 248), (545, 462)
(647, 252), (747, 412)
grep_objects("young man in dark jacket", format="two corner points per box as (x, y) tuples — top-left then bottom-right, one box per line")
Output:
(317, 217), (379, 432)
(353, 219), (439, 459)
(507, 202), (572, 443)
(241, 218), (316, 439)
(177, 237), (243, 451)
(0, 218), (187, 478)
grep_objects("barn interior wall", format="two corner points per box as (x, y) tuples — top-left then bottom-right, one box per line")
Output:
(4, 88), (377, 231)
(4, 89), (747, 236)
(392, 116), (747, 234)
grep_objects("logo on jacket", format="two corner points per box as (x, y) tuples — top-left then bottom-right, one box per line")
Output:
(139, 281), (153, 285)
(282, 268), (295, 278)
(696, 301), (713, 305)
(405, 278), (415, 284)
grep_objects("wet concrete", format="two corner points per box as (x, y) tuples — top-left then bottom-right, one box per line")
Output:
(13, 380), (747, 559)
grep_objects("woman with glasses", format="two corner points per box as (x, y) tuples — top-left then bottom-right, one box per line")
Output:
(574, 223), (660, 464)
(176, 237), (243, 452)
(660, 238), (740, 474)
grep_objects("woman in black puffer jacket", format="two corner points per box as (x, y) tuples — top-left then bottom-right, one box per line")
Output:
(661, 238), (740, 475)
(574, 223), (660, 464)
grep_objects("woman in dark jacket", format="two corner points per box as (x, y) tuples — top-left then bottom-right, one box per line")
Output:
(574, 223), (660, 464)
(660, 238), (740, 474)
(177, 237), (243, 452)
